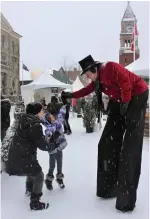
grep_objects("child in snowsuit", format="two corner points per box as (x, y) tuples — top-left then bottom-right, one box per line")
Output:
(41, 103), (67, 190)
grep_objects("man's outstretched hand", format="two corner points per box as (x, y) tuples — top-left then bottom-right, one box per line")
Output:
(61, 91), (74, 104)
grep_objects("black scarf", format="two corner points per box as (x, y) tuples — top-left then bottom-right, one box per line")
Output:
(94, 64), (103, 122)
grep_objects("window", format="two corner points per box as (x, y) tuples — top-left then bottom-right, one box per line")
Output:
(16, 44), (19, 54)
(2, 35), (5, 48)
(12, 41), (15, 52)
(12, 57), (15, 71)
(128, 40), (131, 47)
(125, 40), (131, 48)
(2, 73), (7, 95)
(10, 89), (13, 95)
(1, 54), (6, 61)
(1, 55), (7, 66)
(12, 79), (15, 89)
(51, 88), (58, 93)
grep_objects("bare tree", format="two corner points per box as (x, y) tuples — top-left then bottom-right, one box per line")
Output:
(61, 57), (81, 72)
(61, 56), (68, 71)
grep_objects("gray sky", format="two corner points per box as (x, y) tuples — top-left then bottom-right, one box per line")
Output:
(1, 1), (149, 70)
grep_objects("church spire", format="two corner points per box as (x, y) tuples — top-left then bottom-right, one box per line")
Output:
(122, 1), (136, 21)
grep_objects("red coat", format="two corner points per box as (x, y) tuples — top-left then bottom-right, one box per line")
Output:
(73, 62), (148, 103)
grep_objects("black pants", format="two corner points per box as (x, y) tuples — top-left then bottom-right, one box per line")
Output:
(26, 171), (44, 194)
(64, 119), (72, 133)
(97, 90), (148, 210)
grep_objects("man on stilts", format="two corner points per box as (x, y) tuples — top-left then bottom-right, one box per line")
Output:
(61, 55), (148, 212)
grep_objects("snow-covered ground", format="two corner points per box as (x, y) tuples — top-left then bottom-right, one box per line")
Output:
(1, 114), (149, 219)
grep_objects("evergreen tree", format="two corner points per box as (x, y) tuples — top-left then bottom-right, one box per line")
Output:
(82, 99), (96, 130)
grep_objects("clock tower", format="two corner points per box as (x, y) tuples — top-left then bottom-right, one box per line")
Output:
(119, 2), (140, 66)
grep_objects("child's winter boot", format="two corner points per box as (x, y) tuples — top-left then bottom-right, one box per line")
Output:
(30, 192), (49, 210)
(56, 173), (65, 189)
(45, 174), (54, 190)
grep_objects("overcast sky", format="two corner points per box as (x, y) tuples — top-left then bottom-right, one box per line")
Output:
(1, 1), (149, 70)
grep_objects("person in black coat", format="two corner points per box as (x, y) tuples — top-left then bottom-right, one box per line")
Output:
(61, 92), (72, 135)
(63, 101), (72, 135)
(6, 102), (50, 211)
(1, 96), (11, 141)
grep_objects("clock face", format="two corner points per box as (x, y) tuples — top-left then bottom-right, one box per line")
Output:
(126, 25), (133, 33)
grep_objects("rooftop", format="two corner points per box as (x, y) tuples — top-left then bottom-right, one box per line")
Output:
(122, 2), (136, 22)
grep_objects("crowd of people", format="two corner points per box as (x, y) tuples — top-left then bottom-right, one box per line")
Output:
(1, 54), (148, 213)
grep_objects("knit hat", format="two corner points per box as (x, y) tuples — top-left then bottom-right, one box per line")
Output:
(26, 102), (43, 115)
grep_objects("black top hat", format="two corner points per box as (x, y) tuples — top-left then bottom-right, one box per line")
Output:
(79, 55), (100, 76)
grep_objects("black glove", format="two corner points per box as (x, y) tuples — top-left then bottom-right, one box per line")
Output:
(61, 91), (74, 102)
(120, 102), (129, 115)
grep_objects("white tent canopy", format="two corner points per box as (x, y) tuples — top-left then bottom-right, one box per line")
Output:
(126, 58), (149, 77)
(72, 76), (84, 91)
(21, 71), (72, 90)
(64, 76), (84, 93)
(21, 71), (72, 104)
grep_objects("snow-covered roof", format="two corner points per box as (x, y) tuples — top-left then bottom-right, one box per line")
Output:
(124, 50), (133, 53)
(126, 58), (149, 77)
(21, 70), (72, 90)
(120, 33), (132, 35)
(122, 18), (135, 22)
